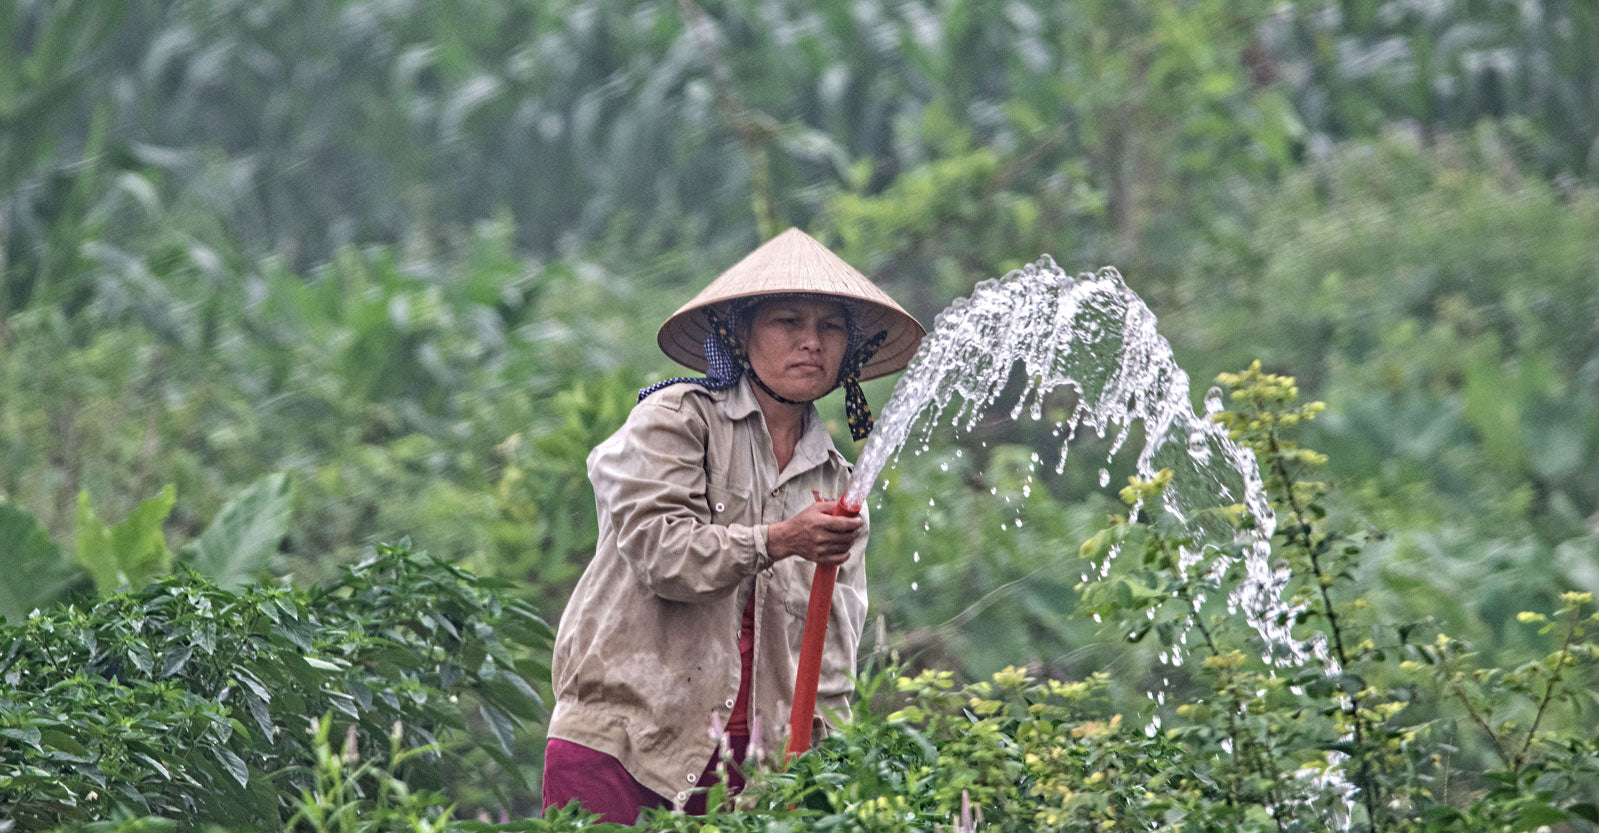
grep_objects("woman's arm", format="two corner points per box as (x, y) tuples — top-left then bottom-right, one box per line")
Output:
(589, 398), (768, 603)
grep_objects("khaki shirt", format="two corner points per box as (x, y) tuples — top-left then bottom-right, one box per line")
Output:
(547, 378), (868, 805)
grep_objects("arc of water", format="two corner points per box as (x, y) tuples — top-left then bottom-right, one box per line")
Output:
(789, 257), (1330, 772)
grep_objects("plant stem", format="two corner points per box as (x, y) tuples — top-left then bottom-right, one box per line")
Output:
(1162, 539), (1286, 827)
(1447, 676), (1512, 768)
(1265, 427), (1383, 831)
(1511, 608), (1580, 770)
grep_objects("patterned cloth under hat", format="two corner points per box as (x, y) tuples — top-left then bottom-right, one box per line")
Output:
(642, 228), (925, 440)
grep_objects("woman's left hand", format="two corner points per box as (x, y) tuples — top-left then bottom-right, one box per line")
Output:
(766, 500), (863, 565)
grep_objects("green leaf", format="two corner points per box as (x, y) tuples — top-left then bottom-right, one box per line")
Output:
(241, 690), (274, 740)
(0, 726), (43, 751)
(179, 473), (292, 590)
(160, 644), (194, 678)
(212, 745), (249, 788)
(236, 672), (272, 704)
(0, 501), (81, 623)
(133, 752), (172, 781)
(483, 673), (545, 721)
(1512, 803), (1570, 831)
(304, 656), (346, 672)
(39, 729), (90, 760)
(76, 486), (176, 595)
(479, 701), (516, 755)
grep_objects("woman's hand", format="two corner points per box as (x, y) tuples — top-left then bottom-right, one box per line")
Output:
(767, 500), (863, 566)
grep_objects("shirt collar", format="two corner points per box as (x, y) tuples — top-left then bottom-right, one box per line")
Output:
(719, 375), (764, 422)
(722, 378), (850, 473)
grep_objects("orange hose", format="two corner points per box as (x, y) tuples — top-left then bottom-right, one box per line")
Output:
(785, 499), (859, 760)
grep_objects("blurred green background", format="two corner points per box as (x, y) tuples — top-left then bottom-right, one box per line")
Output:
(3, 0), (1597, 808)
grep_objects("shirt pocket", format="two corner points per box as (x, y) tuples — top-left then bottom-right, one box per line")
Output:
(705, 483), (752, 526)
(772, 559), (818, 619)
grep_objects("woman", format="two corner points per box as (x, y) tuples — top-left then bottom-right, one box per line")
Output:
(541, 229), (924, 824)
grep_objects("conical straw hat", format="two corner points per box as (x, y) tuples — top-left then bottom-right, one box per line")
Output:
(657, 228), (925, 382)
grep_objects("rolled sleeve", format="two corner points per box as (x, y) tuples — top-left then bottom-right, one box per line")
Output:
(588, 399), (768, 603)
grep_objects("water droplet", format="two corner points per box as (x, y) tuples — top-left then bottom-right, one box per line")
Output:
(1098, 468), (1110, 487)
(912, 551), (920, 563)
(1013, 518), (1024, 528)
(939, 462), (949, 471)
(910, 581), (919, 591)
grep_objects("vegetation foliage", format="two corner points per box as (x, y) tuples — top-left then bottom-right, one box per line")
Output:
(1, 544), (552, 829)
(14, 374), (1598, 831)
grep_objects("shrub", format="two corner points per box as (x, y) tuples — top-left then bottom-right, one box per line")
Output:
(0, 543), (551, 830)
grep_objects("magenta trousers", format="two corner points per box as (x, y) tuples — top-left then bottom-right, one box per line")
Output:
(541, 737), (748, 825)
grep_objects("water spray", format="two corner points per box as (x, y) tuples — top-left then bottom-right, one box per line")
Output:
(787, 256), (1301, 761)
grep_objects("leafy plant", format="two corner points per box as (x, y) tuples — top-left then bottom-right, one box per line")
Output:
(1, 475), (296, 624)
(75, 485), (177, 596)
(0, 501), (83, 624)
(177, 473), (293, 591)
(0, 542), (552, 829)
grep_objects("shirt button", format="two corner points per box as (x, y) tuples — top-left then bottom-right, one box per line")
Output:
(770, 488), (780, 497)
(687, 773), (697, 783)
(726, 698), (735, 708)
(676, 792), (687, 801)
(714, 502), (725, 512)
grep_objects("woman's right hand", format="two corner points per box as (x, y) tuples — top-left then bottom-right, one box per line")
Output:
(767, 500), (863, 566)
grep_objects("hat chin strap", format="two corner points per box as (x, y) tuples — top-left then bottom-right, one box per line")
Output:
(745, 366), (826, 407)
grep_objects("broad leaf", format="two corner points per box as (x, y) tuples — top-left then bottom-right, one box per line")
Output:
(179, 473), (292, 589)
(75, 485), (176, 595)
(212, 745), (249, 789)
(0, 501), (81, 623)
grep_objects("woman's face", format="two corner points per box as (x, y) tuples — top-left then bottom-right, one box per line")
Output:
(743, 297), (849, 403)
